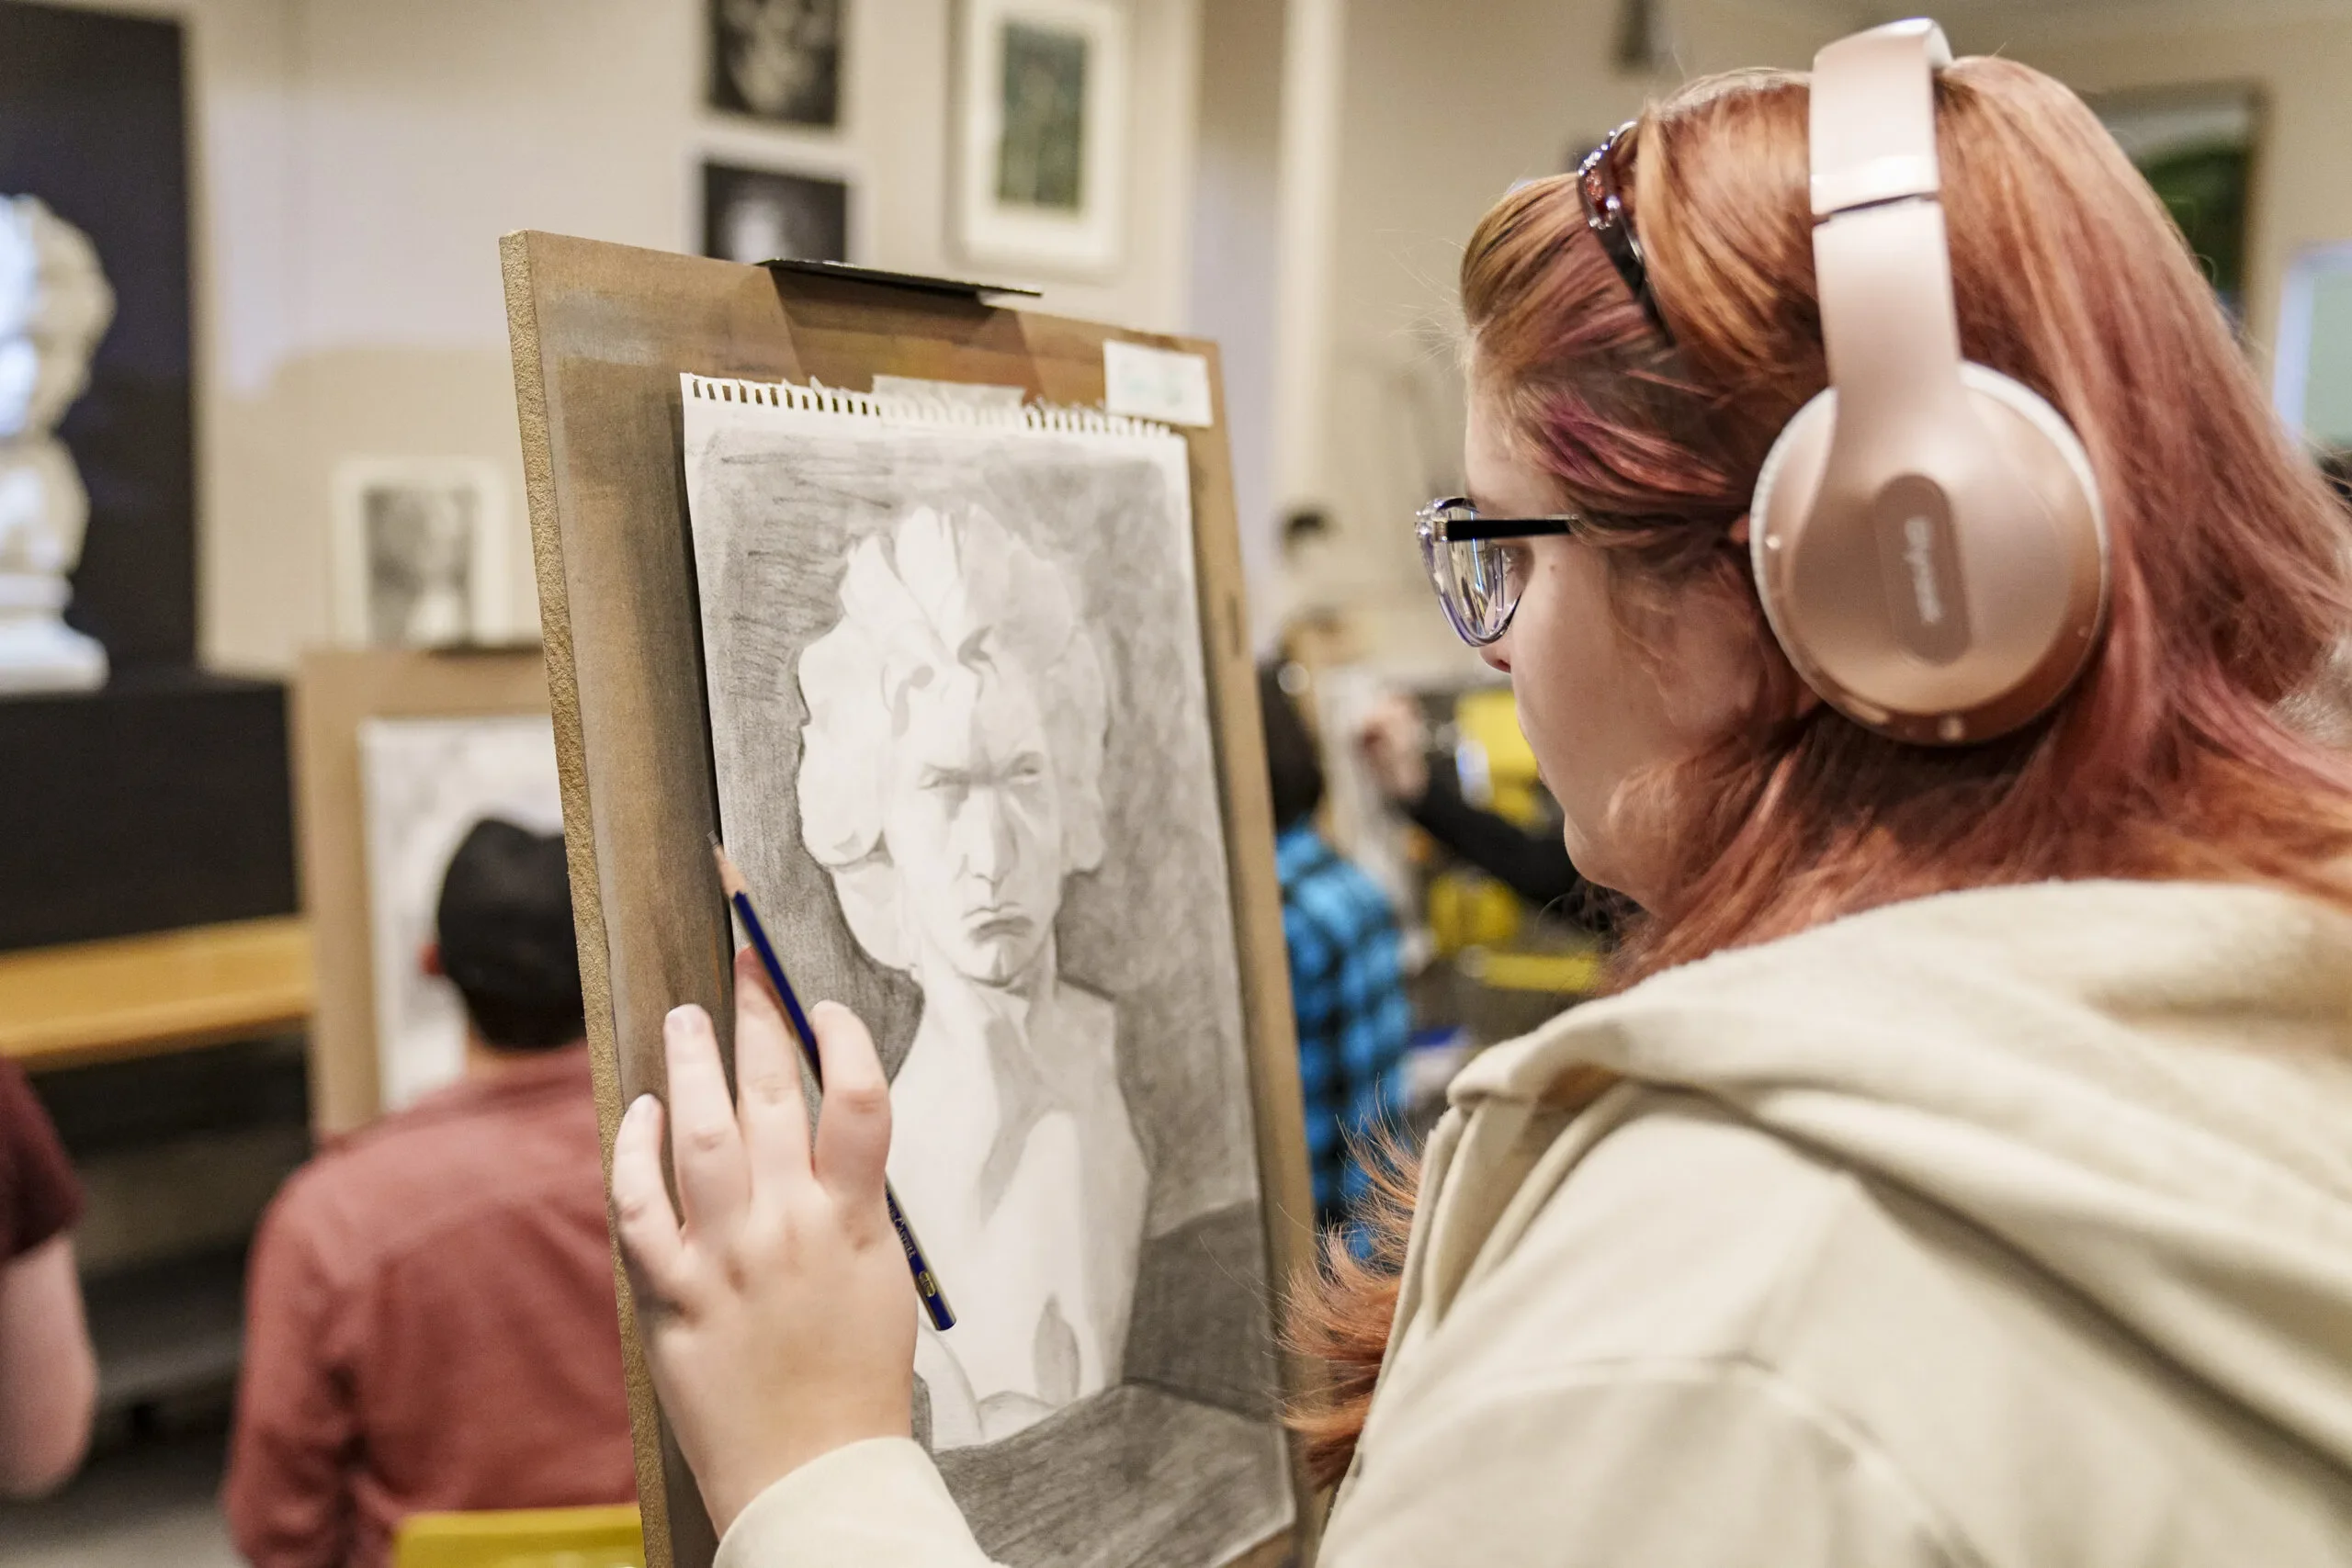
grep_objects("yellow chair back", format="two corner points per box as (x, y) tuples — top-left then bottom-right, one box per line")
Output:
(392, 1505), (645, 1568)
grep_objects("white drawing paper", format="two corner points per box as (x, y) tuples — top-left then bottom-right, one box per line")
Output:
(682, 374), (1293, 1566)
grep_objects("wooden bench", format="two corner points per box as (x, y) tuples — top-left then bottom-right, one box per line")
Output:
(0, 917), (313, 1072)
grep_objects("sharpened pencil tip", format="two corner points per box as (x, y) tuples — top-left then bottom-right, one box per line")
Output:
(709, 835), (748, 900)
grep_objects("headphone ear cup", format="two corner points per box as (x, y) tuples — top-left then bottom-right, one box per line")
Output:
(1747, 386), (1839, 679)
(1958, 363), (2103, 533)
(1749, 365), (2109, 743)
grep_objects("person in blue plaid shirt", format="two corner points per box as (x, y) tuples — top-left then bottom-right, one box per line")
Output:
(1261, 664), (1415, 1233)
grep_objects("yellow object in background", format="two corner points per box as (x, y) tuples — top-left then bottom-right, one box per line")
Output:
(1427, 869), (1522, 955)
(393, 1506), (645, 1568)
(1460, 946), (1605, 997)
(1453, 687), (1544, 829)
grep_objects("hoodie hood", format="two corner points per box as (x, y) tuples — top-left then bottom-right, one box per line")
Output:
(1448, 878), (2352, 1471)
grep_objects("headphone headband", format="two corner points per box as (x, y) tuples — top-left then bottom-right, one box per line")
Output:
(1809, 19), (1951, 217)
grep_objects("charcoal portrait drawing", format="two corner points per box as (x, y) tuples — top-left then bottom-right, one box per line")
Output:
(798, 505), (1146, 1446)
(683, 377), (1295, 1565)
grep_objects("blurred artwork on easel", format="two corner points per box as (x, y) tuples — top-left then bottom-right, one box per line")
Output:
(292, 648), (553, 1134)
(356, 714), (563, 1110)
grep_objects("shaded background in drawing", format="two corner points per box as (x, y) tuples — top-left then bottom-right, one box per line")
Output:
(684, 400), (1291, 1565)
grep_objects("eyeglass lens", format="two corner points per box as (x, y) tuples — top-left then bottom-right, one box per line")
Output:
(1420, 502), (1518, 646)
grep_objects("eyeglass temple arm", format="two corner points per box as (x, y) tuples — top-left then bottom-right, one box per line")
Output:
(1436, 515), (1581, 543)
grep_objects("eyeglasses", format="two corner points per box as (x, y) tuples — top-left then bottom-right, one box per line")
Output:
(1577, 120), (1671, 342)
(1416, 496), (1582, 646)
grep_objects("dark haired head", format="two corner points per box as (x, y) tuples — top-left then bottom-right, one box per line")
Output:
(1260, 663), (1327, 832)
(435, 818), (584, 1052)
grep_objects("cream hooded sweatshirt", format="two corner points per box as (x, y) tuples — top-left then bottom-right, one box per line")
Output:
(715, 879), (2352, 1567)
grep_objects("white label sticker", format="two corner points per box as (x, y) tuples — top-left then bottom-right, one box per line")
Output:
(1102, 339), (1215, 428)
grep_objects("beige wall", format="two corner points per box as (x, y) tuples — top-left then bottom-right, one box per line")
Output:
(99, 0), (2352, 676)
(1190, 0), (1285, 637)
(1308, 0), (1853, 673)
(56, 0), (1204, 674)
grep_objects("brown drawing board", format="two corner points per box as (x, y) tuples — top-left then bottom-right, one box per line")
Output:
(500, 231), (1317, 1568)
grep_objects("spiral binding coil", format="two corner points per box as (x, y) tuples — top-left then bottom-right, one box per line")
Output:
(681, 374), (1177, 441)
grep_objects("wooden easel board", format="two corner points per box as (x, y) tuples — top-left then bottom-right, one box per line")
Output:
(500, 231), (1317, 1568)
(290, 645), (551, 1135)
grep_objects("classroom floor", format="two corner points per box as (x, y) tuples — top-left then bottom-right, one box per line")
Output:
(0, 1422), (242, 1568)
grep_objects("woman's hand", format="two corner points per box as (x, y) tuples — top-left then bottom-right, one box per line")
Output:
(1359, 693), (1433, 806)
(611, 948), (917, 1535)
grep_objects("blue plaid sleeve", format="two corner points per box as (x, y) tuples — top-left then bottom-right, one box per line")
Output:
(1278, 827), (1414, 1226)
(1283, 888), (1346, 1214)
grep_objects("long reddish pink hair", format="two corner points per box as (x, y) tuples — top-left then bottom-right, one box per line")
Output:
(1289, 58), (2352, 1487)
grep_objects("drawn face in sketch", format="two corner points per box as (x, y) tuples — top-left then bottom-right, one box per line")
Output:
(884, 661), (1067, 985)
(797, 503), (1108, 987)
(800, 502), (1140, 1448)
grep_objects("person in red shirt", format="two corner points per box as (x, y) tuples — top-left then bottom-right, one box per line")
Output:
(225, 818), (635, 1568)
(0, 1057), (96, 1498)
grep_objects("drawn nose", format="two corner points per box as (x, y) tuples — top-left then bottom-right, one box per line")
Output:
(960, 792), (1018, 888)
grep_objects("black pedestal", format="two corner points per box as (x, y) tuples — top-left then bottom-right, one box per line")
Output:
(0, 670), (296, 951)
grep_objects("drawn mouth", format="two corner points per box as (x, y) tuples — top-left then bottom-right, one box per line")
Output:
(967, 911), (1033, 942)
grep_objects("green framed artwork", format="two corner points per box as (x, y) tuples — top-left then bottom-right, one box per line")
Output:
(2093, 85), (2262, 321)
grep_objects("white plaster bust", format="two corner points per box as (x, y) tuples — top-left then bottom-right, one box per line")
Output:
(798, 504), (1148, 1450)
(0, 195), (115, 694)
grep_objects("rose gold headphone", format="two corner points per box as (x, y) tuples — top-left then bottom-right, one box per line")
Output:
(1748, 17), (2109, 744)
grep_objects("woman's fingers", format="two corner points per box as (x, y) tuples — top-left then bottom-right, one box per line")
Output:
(730, 947), (813, 1184)
(808, 1001), (892, 1214)
(663, 1003), (750, 1237)
(611, 1093), (691, 1303)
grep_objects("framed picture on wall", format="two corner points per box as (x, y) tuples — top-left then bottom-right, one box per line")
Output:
(702, 160), (850, 264)
(707, 0), (843, 129)
(953, 0), (1127, 277)
(330, 456), (513, 649)
(2093, 84), (2262, 321)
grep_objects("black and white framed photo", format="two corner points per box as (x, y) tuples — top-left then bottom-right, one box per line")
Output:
(330, 457), (512, 649)
(953, 0), (1126, 277)
(702, 161), (850, 265)
(708, 0), (843, 129)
